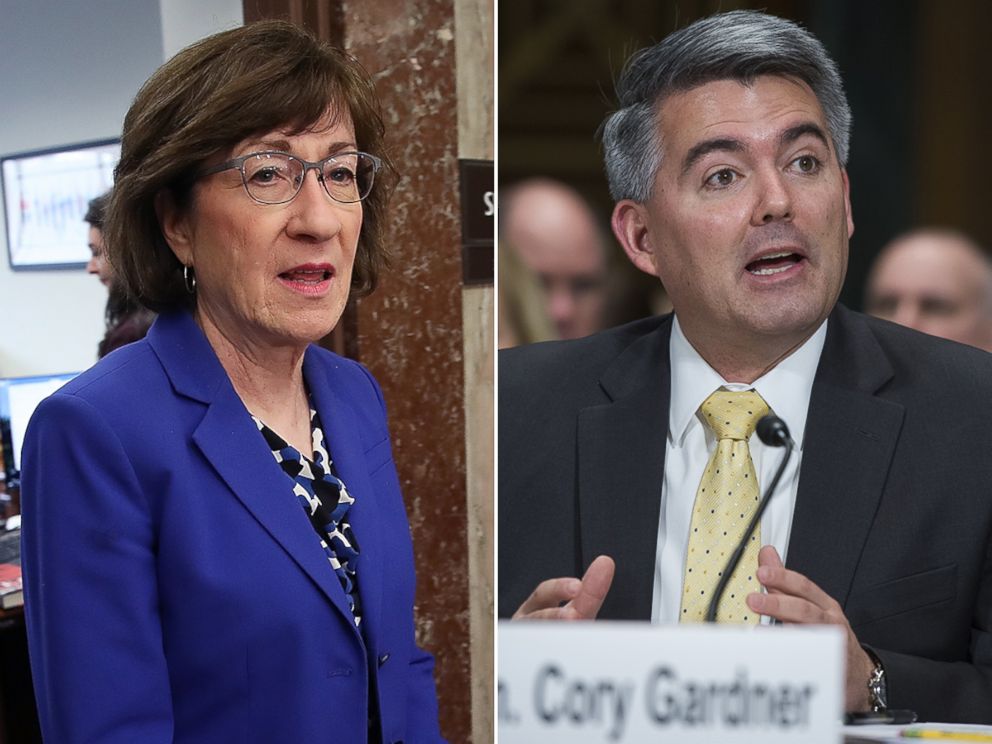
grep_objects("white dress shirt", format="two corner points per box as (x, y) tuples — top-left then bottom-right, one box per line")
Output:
(650, 315), (827, 624)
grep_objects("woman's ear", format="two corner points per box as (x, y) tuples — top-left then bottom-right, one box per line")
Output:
(155, 190), (193, 265)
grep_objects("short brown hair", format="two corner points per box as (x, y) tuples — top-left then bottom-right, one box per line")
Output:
(105, 20), (392, 313)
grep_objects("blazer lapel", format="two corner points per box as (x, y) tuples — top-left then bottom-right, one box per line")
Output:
(305, 352), (384, 650)
(787, 306), (905, 607)
(577, 319), (672, 620)
(147, 313), (362, 637)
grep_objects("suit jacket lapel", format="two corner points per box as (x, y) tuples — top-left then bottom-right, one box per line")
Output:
(787, 306), (905, 607)
(578, 318), (672, 620)
(305, 352), (385, 650)
(147, 312), (362, 638)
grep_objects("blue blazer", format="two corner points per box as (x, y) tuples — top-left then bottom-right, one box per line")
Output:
(21, 311), (445, 743)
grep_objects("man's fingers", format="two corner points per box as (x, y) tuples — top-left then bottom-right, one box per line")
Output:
(758, 544), (784, 568)
(746, 590), (831, 624)
(511, 556), (616, 621)
(517, 607), (569, 620)
(513, 576), (581, 619)
(756, 563), (835, 610)
(757, 545), (787, 596)
(568, 555), (616, 619)
(750, 555), (845, 626)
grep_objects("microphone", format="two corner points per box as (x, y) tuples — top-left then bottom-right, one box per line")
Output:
(756, 415), (793, 449)
(705, 414), (795, 623)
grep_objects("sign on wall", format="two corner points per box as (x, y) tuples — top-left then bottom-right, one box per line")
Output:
(459, 158), (494, 285)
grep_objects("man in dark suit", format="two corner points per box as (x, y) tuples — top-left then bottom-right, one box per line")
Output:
(499, 10), (992, 723)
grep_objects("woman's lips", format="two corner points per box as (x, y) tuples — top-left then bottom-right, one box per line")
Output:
(278, 265), (335, 295)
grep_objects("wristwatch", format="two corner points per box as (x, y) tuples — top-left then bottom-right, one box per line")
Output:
(865, 648), (888, 712)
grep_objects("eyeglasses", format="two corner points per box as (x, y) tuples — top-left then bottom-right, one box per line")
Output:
(196, 150), (382, 205)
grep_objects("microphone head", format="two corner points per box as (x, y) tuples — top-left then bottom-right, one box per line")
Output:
(756, 414), (791, 447)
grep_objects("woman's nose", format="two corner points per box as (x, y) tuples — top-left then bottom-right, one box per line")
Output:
(286, 170), (346, 242)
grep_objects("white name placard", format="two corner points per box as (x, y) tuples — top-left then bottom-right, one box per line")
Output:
(498, 621), (843, 744)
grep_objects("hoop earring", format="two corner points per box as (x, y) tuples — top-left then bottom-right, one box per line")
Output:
(183, 265), (196, 294)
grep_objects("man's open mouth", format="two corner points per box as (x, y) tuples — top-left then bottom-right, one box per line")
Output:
(745, 251), (803, 276)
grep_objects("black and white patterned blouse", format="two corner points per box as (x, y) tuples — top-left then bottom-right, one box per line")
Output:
(252, 408), (362, 626)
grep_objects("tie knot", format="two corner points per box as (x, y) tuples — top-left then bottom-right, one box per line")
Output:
(700, 389), (769, 441)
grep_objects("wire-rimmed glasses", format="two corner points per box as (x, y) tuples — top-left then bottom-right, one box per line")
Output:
(196, 151), (382, 205)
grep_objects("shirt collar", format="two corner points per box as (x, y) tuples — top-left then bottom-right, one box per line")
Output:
(668, 314), (827, 450)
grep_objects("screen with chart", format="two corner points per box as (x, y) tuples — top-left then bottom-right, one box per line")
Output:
(1, 139), (119, 270)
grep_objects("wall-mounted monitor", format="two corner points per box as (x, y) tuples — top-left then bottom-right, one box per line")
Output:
(1, 139), (120, 271)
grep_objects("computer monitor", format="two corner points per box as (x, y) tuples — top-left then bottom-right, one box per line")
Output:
(0, 372), (78, 483)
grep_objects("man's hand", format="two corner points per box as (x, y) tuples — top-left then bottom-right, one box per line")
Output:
(746, 546), (874, 711)
(512, 555), (616, 620)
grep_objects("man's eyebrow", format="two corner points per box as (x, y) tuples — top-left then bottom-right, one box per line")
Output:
(679, 124), (833, 177)
(681, 138), (745, 176)
(781, 122), (830, 150)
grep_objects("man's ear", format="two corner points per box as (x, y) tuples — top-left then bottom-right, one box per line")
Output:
(155, 190), (193, 265)
(611, 199), (662, 277)
(841, 168), (855, 240)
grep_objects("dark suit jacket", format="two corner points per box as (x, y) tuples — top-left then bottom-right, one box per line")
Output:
(22, 311), (444, 744)
(498, 304), (992, 722)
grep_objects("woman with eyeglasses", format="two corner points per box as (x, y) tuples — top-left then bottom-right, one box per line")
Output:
(20, 21), (444, 744)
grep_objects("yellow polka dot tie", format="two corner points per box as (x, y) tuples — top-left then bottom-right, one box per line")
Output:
(680, 389), (769, 624)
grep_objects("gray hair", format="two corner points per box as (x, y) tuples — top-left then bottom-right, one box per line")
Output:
(601, 10), (852, 202)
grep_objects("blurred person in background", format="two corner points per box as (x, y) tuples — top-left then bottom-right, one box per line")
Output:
(85, 192), (116, 288)
(85, 191), (156, 358)
(865, 228), (992, 351)
(502, 178), (609, 339)
(601, 259), (673, 330)
(498, 242), (556, 348)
